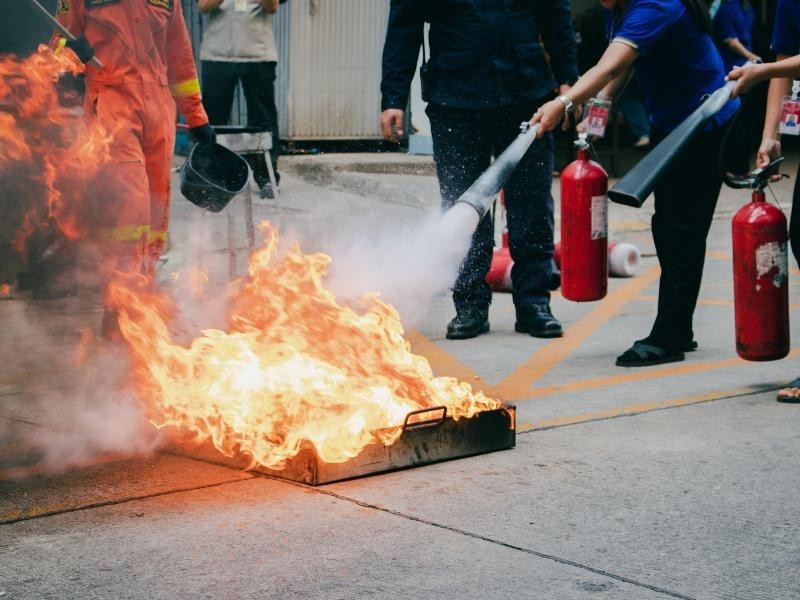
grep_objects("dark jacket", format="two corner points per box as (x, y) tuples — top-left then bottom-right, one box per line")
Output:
(380, 0), (579, 111)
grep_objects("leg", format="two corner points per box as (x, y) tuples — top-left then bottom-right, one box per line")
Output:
(201, 61), (240, 126)
(494, 104), (556, 306)
(492, 102), (562, 337)
(790, 165), (800, 268)
(777, 166), (800, 401)
(649, 126), (726, 347)
(427, 104), (494, 316)
(85, 86), (151, 340)
(142, 88), (178, 277)
(241, 61), (279, 189)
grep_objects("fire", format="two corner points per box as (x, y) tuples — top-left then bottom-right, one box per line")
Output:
(108, 222), (500, 469)
(1, 45), (111, 255)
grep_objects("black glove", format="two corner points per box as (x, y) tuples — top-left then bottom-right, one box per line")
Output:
(189, 123), (216, 144)
(66, 37), (95, 64)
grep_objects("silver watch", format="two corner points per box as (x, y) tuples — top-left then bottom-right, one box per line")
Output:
(556, 95), (574, 116)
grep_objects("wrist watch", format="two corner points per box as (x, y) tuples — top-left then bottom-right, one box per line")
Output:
(556, 95), (574, 116)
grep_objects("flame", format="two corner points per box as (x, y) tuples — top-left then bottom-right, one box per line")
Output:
(0, 45), (111, 255)
(0, 284), (10, 298)
(108, 222), (500, 469)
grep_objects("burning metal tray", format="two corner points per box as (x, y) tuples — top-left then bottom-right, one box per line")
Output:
(172, 405), (515, 486)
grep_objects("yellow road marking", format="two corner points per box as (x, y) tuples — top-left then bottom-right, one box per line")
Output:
(636, 294), (800, 310)
(406, 329), (487, 389)
(516, 386), (759, 432)
(486, 264), (661, 400)
(519, 349), (800, 400)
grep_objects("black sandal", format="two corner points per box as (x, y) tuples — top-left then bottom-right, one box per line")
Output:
(776, 378), (800, 403)
(615, 340), (685, 367)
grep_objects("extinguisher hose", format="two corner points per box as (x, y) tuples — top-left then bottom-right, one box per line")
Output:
(456, 123), (540, 218)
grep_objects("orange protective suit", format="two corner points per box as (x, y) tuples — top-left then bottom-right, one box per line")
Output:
(54, 0), (208, 276)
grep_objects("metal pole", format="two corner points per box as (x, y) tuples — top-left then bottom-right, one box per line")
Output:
(22, 0), (104, 69)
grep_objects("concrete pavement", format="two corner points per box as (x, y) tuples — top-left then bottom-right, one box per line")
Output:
(1, 149), (799, 599)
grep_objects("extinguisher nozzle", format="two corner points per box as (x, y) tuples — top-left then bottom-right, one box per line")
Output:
(455, 193), (488, 219)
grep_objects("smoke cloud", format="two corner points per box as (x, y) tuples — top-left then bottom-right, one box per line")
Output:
(0, 298), (162, 476)
(319, 203), (480, 325)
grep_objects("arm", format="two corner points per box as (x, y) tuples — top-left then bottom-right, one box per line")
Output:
(197, 0), (223, 14)
(167, 1), (209, 128)
(51, 0), (84, 52)
(379, 0), (425, 142)
(758, 74), (791, 167)
(722, 37), (761, 63)
(259, 0), (279, 12)
(728, 53), (797, 168)
(530, 41), (637, 135)
(728, 53), (800, 97)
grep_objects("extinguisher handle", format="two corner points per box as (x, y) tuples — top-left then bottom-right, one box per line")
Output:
(723, 157), (786, 190)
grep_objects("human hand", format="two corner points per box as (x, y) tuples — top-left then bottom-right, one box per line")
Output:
(756, 138), (783, 182)
(189, 123), (217, 144)
(529, 99), (566, 138)
(380, 108), (405, 143)
(727, 63), (764, 98)
(66, 37), (95, 65)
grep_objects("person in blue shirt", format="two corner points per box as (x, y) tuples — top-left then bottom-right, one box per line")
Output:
(728, 0), (800, 402)
(531, 0), (740, 367)
(713, 0), (760, 73)
(380, 0), (579, 341)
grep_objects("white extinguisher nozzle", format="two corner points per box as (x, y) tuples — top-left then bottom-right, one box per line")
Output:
(609, 243), (640, 277)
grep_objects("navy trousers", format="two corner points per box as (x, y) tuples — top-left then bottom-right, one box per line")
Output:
(649, 124), (727, 346)
(427, 102), (556, 314)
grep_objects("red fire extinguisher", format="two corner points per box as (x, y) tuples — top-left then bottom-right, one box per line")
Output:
(486, 190), (513, 291)
(559, 134), (608, 301)
(728, 158), (790, 361)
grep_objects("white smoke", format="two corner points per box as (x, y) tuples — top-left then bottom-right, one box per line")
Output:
(0, 298), (162, 475)
(324, 203), (480, 324)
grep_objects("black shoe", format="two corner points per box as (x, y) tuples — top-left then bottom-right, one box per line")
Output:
(515, 304), (563, 338)
(446, 307), (489, 340)
(615, 337), (684, 367)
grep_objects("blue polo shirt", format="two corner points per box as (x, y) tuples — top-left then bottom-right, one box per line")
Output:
(713, 0), (755, 71)
(609, 0), (739, 131)
(772, 0), (800, 56)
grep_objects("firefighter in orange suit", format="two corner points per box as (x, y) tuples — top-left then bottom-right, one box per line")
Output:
(52, 0), (215, 336)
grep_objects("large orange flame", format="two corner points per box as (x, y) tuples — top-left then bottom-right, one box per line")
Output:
(1, 45), (111, 254)
(108, 223), (500, 469)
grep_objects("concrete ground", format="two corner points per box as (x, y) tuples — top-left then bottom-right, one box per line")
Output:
(1, 147), (799, 600)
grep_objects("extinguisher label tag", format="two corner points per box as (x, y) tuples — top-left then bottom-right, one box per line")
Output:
(756, 242), (788, 287)
(591, 195), (608, 240)
(584, 98), (611, 138)
(779, 97), (800, 135)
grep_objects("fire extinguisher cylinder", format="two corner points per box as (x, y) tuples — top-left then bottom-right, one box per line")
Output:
(730, 160), (790, 361)
(559, 135), (609, 301)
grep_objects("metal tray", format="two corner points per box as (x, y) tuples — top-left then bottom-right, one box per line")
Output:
(171, 405), (515, 486)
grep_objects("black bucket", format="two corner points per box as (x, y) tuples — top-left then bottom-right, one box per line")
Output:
(179, 142), (250, 213)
